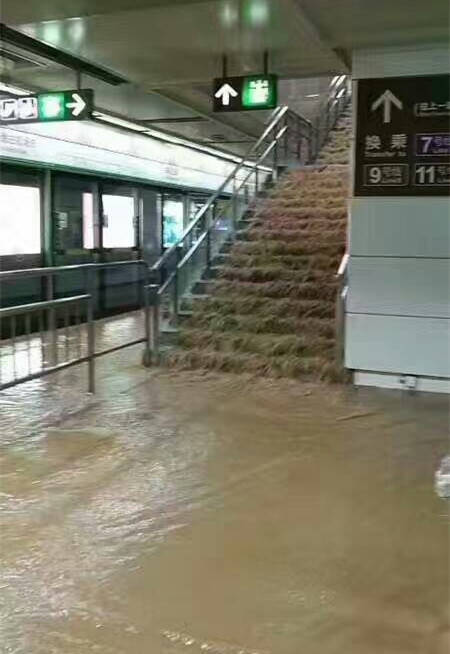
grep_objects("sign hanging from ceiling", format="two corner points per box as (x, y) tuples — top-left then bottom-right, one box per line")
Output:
(354, 75), (450, 197)
(0, 89), (94, 125)
(213, 74), (277, 112)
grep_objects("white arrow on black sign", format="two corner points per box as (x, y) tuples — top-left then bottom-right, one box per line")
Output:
(371, 89), (403, 124)
(66, 92), (87, 117)
(214, 83), (238, 106)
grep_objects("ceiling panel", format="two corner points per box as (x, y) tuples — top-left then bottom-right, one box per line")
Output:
(1, 0), (221, 25)
(4, 0), (343, 84)
(300, 0), (449, 48)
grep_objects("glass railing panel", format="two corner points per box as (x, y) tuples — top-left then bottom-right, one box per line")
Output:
(210, 203), (234, 261)
(177, 234), (208, 302)
(158, 274), (177, 329)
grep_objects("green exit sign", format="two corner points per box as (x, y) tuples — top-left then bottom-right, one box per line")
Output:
(0, 89), (93, 125)
(213, 74), (278, 112)
(242, 75), (277, 109)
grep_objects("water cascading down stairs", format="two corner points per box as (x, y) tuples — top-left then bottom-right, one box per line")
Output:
(165, 108), (352, 380)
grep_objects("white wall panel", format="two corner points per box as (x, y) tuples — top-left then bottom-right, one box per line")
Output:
(346, 314), (450, 377)
(353, 371), (450, 394)
(350, 198), (450, 258)
(348, 46), (450, 389)
(348, 258), (450, 317)
(352, 44), (450, 79)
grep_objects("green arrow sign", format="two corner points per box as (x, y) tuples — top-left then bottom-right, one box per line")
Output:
(0, 89), (93, 124)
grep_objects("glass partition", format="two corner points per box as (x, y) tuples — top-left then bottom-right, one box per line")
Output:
(162, 195), (184, 249)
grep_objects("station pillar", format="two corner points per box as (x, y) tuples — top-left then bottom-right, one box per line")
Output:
(346, 44), (450, 393)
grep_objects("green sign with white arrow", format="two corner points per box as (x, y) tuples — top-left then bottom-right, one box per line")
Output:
(0, 89), (93, 125)
(213, 75), (277, 112)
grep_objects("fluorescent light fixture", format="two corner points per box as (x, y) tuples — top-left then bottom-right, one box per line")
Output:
(336, 88), (346, 98)
(0, 82), (31, 96)
(93, 111), (148, 132)
(305, 93), (319, 98)
(331, 76), (339, 86)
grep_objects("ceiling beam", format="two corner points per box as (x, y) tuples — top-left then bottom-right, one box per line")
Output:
(0, 22), (127, 85)
(288, 0), (350, 73)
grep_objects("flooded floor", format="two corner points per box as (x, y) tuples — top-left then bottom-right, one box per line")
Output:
(0, 339), (449, 653)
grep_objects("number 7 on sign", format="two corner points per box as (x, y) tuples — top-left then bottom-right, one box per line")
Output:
(420, 136), (433, 154)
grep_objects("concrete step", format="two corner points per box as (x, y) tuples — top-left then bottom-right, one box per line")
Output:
(189, 295), (334, 319)
(212, 277), (338, 301)
(180, 293), (210, 311)
(178, 328), (334, 358)
(202, 266), (221, 280)
(209, 264), (336, 284)
(212, 253), (231, 266)
(187, 309), (335, 337)
(192, 279), (211, 295)
(160, 347), (340, 381)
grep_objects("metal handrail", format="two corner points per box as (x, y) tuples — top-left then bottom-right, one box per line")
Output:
(0, 259), (148, 281)
(146, 87), (352, 362)
(151, 105), (289, 273)
(0, 294), (95, 393)
(163, 122), (289, 289)
(0, 260), (154, 393)
(315, 75), (351, 153)
(0, 294), (90, 318)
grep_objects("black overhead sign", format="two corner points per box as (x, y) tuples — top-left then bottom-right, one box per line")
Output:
(213, 74), (278, 112)
(354, 75), (450, 196)
(0, 89), (93, 125)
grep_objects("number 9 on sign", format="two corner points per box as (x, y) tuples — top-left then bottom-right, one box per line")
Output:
(369, 166), (382, 184)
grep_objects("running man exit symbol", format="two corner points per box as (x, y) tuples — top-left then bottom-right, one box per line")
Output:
(213, 74), (277, 112)
(371, 89), (403, 123)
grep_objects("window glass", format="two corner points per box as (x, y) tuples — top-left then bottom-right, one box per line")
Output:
(82, 192), (94, 249)
(0, 184), (41, 255)
(102, 194), (135, 248)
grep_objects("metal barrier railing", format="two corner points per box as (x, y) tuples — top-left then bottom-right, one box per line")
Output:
(0, 260), (152, 393)
(0, 294), (95, 392)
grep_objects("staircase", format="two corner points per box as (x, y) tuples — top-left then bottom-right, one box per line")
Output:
(162, 108), (352, 380)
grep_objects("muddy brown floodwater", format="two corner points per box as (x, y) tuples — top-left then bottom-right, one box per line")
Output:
(0, 341), (449, 654)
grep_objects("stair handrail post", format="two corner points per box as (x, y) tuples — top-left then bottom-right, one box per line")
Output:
(173, 246), (181, 325)
(335, 253), (349, 370)
(87, 293), (95, 393)
(143, 283), (160, 365)
(205, 203), (214, 269)
(232, 175), (238, 229)
(283, 111), (289, 164)
(273, 137), (278, 182)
